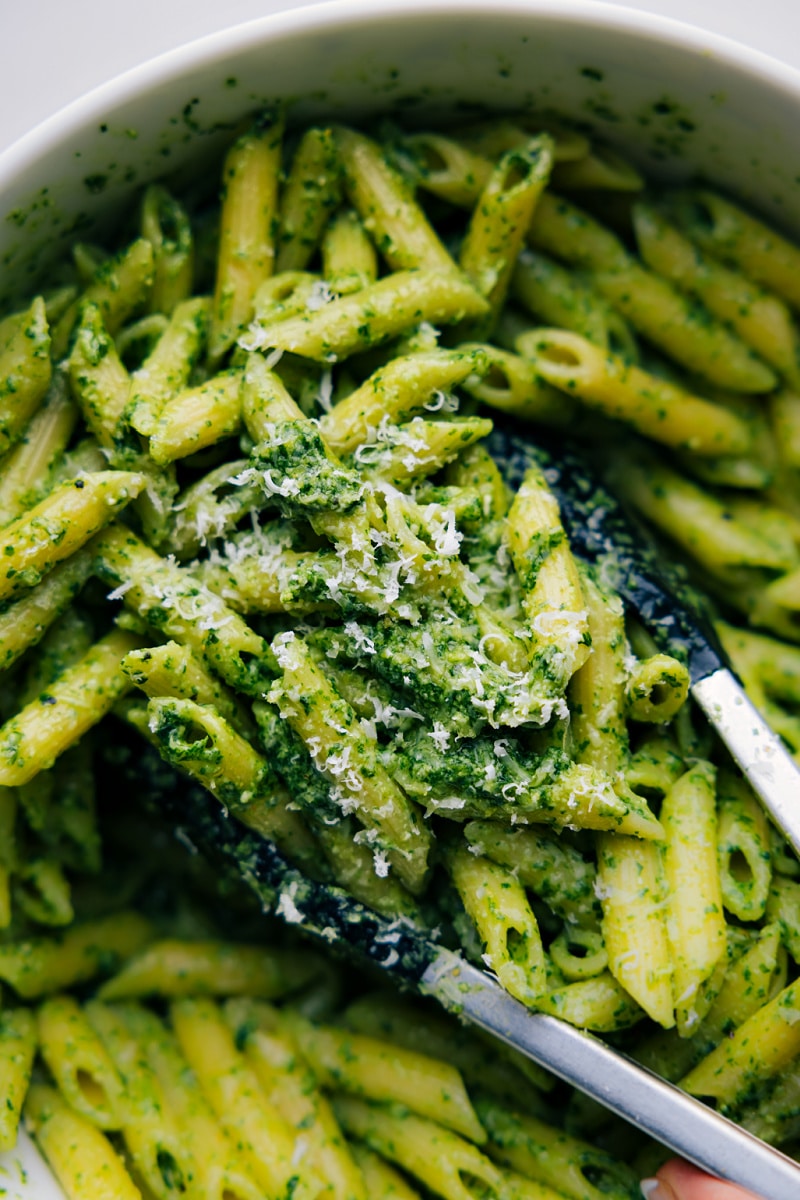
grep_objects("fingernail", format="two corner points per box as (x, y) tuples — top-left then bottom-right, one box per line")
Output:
(640, 1180), (676, 1200)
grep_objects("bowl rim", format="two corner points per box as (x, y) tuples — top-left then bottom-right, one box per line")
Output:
(3, 0), (800, 187)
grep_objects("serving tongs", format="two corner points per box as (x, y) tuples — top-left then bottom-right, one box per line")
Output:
(158, 429), (800, 1198)
(495, 429), (800, 866)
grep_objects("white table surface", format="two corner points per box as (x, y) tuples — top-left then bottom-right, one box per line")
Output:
(2, 0), (799, 155)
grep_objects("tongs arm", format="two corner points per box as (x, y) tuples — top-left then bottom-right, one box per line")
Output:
(495, 429), (800, 861)
(425, 952), (800, 1200)
(163, 782), (800, 1200)
(693, 667), (800, 861)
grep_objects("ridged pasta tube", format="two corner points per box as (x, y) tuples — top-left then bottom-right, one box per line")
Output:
(518, 328), (753, 457)
(0, 297), (51, 459)
(459, 135), (553, 330)
(0, 371), (78, 527)
(145, 695), (320, 872)
(535, 972), (643, 1033)
(209, 108), (284, 362)
(549, 927), (608, 982)
(267, 631), (431, 894)
(251, 268), (488, 363)
(569, 572), (628, 776)
(506, 459), (590, 686)
(320, 348), (486, 455)
(716, 770), (772, 922)
(24, 1083), (140, 1200)
(68, 301), (135, 446)
(276, 127), (341, 272)
(512, 248), (636, 356)
(662, 763), (727, 1035)
(609, 455), (796, 574)
(680, 977), (800, 1104)
(390, 132), (494, 207)
(251, 702), (423, 921)
(665, 188), (800, 311)
(37, 995), (125, 1129)
(625, 730), (684, 800)
(172, 996), (324, 1200)
(463, 819), (598, 928)
(161, 457), (261, 561)
(141, 184), (195, 315)
(0, 911), (153, 998)
(634, 202), (800, 385)
(528, 193), (776, 392)
(0, 1008), (37, 1152)
(476, 1097), (640, 1200)
(0, 546), (94, 673)
(0, 628), (145, 786)
(126, 295), (210, 436)
(97, 938), (322, 1001)
(226, 998), (368, 1200)
(121, 1002), (266, 1200)
(122, 640), (252, 737)
(333, 125), (456, 274)
(350, 1142), (421, 1200)
(93, 524), (277, 696)
(86, 999), (197, 1200)
(552, 145), (644, 192)
(149, 368), (243, 464)
(634, 924), (782, 1083)
(625, 653), (690, 723)
(0, 470), (145, 604)
(446, 843), (547, 1007)
(333, 1094), (503, 1200)
(342, 991), (554, 1104)
(321, 208), (379, 294)
(281, 1006), (485, 1142)
(456, 342), (571, 426)
(596, 834), (674, 1029)
(51, 236), (154, 359)
(357, 416), (493, 485)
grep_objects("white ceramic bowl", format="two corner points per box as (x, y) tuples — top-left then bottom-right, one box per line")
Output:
(2, 0), (800, 310)
(1, 1), (800, 1192)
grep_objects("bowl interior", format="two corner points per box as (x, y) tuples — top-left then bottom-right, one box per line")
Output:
(1, 0), (800, 309)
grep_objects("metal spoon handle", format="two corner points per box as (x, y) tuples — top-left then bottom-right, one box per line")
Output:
(424, 951), (800, 1200)
(693, 666), (800, 860)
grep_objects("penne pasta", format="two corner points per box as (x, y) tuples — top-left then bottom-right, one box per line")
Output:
(209, 109), (285, 362)
(24, 1083), (141, 1200)
(519, 328), (753, 456)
